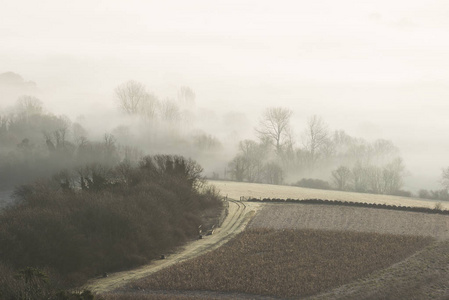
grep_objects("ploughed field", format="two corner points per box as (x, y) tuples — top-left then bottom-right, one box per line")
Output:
(109, 200), (449, 299)
(249, 204), (449, 239)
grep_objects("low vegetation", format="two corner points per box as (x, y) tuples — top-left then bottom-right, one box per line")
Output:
(127, 229), (432, 299)
(293, 178), (332, 190)
(104, 294), (214, 300)
(418, 188), (449, 201)
(0, 265), (99, 300)
(0, 155), (223, 296)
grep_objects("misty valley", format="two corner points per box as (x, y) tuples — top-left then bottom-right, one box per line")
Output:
(3, 1), (449, 298)
(1, 73), (449, 203)
(1, 72), (449, 299)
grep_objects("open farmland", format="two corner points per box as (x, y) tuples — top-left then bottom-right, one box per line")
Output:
(210, 180), (449, 209)
(249, 204), (449, 239)
(100, 182), (449, 299)
(121, 229), (432, 299)
(108, 200), (449, 299)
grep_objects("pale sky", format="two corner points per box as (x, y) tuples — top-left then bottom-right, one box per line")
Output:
(1, 0), (449, 190)
(2, 0), (449, 83)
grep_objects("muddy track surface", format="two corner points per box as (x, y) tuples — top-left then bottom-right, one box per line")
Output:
(83, 200), (260, 294)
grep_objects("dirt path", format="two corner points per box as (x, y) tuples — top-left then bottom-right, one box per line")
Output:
(83, 200), (260, 294)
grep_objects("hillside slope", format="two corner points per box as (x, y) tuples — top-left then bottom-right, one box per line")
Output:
(210, 180), (449, 209)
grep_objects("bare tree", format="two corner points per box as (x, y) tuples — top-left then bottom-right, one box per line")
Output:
(192, 132), (222, 151)
(382, 157), (405, 194)
(256, 107), (293, 153)
(352, 161), (369, 193)
(72, 122), (88, 145)
(15, 95), (43, 117)
(370, 139), (398, 165)
(228, 155), (247, 182)
(332, 166), (351, 190)
(238, 139), (267, 182)
(442, 167), (449, 190)
(367, 165), (384, 194)
(115, 80), (149, 115)
(263, 162), (283, 184)
(160, 99), (181, 123)
(43, 116), (71, 151)
(142, 93), (159, 121)
(177, 86), (196, 106)
(77, 163), (111, 191)
(103, 133), (118, 164)
(303, 115), (330, 169)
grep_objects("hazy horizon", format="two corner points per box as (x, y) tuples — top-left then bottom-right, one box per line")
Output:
(2, 0), (449, 192)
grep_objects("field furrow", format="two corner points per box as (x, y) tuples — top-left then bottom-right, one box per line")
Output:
(249, 204), (449, 239)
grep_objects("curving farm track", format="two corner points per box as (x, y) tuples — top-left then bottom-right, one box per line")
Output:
(83, 199), (260, 294)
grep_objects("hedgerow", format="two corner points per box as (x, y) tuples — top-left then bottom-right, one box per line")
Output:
(247, 197), (449, 214)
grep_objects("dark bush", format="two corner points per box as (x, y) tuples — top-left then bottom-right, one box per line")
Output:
(419, 189), (430, 199)
(0, 155), (222, 286)
(0, 265), (100, 300)
(293, 178), (331, 190)
(391, 190), (412, 197)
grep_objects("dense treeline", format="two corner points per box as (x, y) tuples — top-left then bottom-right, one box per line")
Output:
(0, 85), (226, 192)
(0, 155), (223, 296)
(112, 81), (224, 156)
(227, 108), (407, 197)
(0, 85), (224, 299)
(418, 189), (449, 201)
(0, 96), (143, 190)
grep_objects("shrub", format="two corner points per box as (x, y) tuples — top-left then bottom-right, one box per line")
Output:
(0, 155), (222, 286)
(418, 189), (430, 199)
(293, 178), (331, 190)
(391, 190), (412, 197)
(418, 189), (449, 201)
(434, 202), (443, 211)
(0, 265), (100, 300)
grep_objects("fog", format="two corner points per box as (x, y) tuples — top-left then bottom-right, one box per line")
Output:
(1, 0), (449, 195)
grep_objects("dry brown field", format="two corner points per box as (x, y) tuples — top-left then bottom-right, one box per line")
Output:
(106, 201), (449, 299)
(210, 180), (449, 209)
(309, 239), (449, 300)
(101, 183), (449, 299)
(120, 229), (432, 299)
(249, 203), (449, 239)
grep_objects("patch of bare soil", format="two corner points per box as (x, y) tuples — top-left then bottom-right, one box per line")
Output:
(83, 200), (260, 294)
